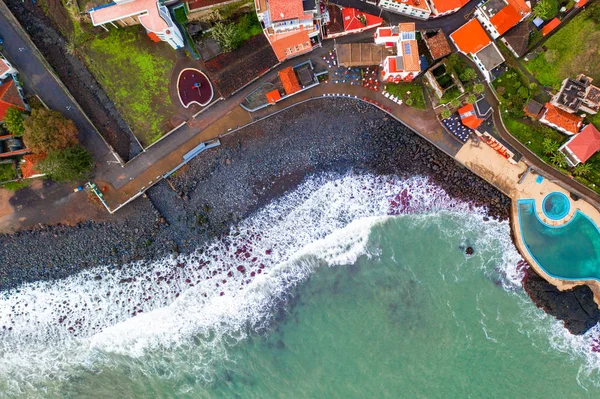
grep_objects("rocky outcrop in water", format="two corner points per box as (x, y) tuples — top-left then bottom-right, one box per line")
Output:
(523, 267), (600, 335)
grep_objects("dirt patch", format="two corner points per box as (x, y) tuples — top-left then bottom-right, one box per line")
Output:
(5, 0), (140, 160)
(205, 34), (278, 97)
(0, 189), (14, 220)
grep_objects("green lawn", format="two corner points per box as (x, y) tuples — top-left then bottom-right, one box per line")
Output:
(502, 111), (566, 159)
(1, 180), (32, 191)
(525, 4), (600, 89)
(0, 163), (16, 182)
(84, 26), (177, 146)
(385, 82), (427, 110)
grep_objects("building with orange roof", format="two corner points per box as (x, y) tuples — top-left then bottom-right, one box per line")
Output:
(0, 55), (16, 81)
(88, 0), (184, 49)
(449, 19), (505, 82)
(278, 67), (301, 96)
(474, 0), (531, 39)
(458, 103), (485, 130)
(20, 153), (46, 179)
(265, 89), (281, 104)
(375, 23), (421, 82)
(540, 103), (584, 135)
(541, 18), (561, 36)
(257, 0), (320, 62)
(0, 80), (27, 123)
(427, 0), (470, 17)
(379, 0), (432, 20)
(323, 5), (383, 38)
(560, 124), (600, 166)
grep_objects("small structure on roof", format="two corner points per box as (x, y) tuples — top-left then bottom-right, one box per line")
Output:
(540, 103), (584, 135)
(449, 19), (505, 82)
(423, 30), (451, 60)
(336, 43), (385, 67)
(551, 74), (600, 115)
(523, 99), (544, 119)
(474, 0), (532, 40)
(500, 21), (532, 58)
(87, 0), (184, 49)
(560, 124), (600, 166)
(542, 18), (561, 36)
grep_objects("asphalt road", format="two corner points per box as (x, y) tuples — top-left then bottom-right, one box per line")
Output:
(0, 2), (115, 165)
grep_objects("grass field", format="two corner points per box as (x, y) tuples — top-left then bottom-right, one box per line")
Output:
(525, 5), (600, 89)
(84, 26), (177, 146)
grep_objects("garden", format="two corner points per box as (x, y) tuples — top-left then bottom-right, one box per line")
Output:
(83, 26), (178, 146)
(384, 82), (427, 110)
(525, 3), (600, 89)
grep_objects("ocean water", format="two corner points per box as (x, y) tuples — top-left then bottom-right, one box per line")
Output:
(2, 173), (600, 398)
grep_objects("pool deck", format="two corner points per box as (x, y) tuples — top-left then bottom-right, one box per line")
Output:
(455, 140), (600, 305)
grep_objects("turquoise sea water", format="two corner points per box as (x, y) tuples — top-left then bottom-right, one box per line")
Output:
(2, 174), (600, 398)
(519, 199), (600, 280)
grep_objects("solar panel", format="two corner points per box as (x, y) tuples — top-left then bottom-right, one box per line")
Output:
(401, 32), (415, 41)
(403, 42), (411, 55)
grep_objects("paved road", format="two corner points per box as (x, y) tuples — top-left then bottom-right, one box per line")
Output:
(332, 0), (478, 33)
(0, 2), (115, 165)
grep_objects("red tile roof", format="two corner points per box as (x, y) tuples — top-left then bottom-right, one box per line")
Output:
(543, 103), (584, 134)
(450, 19), (491, 54)
(187, 0), (232, 10)
(542, 18), (561, 36)
(490, 4), (522, 35)
(0, 58), (12, 77)
(266, 89), (281, 103)
(429, 0), (469, 14)
(458, 103), (484, 129)
(21, 153), (46, 178)
(279, 67), (301, 95)
(268, 30), (311, 61)
(342, 7), (383, 32)
(425, 31), (451, 60)
(0, 80), (26, 122)
(508, 0), (531, 14)
(269, 0), (309, 22)
(565, 124), (600, 163)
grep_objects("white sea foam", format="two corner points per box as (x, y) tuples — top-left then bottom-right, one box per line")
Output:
(0, 172), (598, 395)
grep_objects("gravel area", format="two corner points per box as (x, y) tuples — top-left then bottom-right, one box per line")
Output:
(0, 99), (511, 290)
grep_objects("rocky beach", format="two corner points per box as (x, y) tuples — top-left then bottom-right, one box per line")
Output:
(2, 98), (597, 334)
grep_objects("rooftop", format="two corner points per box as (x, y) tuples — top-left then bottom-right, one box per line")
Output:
(459, 103), (485, 129)
(268, 30), (311, 61)
(336, 43), (386, 66)
(424, 31), (451, 60)
(384, 0), (430, 11)
(325, 4), (345, 36)
(502, 21), (531, 57)
(565, 124), (600, 163)
(429, 0), (470, 13)
(554, 77), (587, 112)
(450, 19), (491, 54)
(542, 17), (561, 36)
(187, 0), (233, 10)
(279, 66), (301, 95)
(269, 0), (310, 22)
(342, 7), (383, 32)
(89, 0), (168, 32)
(489, 3), (522, 35)
(0, 57), (12, 77)
(0, 80), (26, 122)
(524, 98), (544, 117)
(543, 103), (584, 134)
(475, 43), (505, 71)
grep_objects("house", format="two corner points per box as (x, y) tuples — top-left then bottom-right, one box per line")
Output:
(560, 124), (600, 166)
(375, 23), (422, 82)
(323, 4), (383, 38)
(458, 103), (485, 130)
(523, 98), (544, 119)
(336, 43), (386, 67)
(449, 19), (505, 82)
(540, 103), (584, 135)
(541, 18), (561, 36)
(474, 0), (532, 40)
(0, 80), (27, 123)
(186, 0), (238, 13)
(427, 0), (470, 18)
(87, 0), (185, 49)
(0, 55), (17, 81)
(258, 0), (321, 62)
(551, 74), (600, 115)
(378, 0), (432, 20)
(500, 21), (532, 58)
(423, 30), (451, 60)
(279, 66), (302, 95)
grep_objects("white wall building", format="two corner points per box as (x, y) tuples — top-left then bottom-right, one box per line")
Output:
(378, 0), (431, 20)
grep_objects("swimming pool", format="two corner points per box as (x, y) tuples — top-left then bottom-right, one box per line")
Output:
(518, 199), (600, 281)
(542, 192), (570, 220)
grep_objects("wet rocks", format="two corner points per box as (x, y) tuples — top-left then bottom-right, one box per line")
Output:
(523, 268), (600, 335)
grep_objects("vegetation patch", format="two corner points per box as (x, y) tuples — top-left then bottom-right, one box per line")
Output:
(525, 4), (600, 89)
(493, 68), (533, 117)
(85, 26), (177, 146)
(0, 163), (16, 182)
(385, 82), (427, 109)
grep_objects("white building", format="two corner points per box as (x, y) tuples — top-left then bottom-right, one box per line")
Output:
(427, 0), (470, 18)
(88, 0), (185, 50)
(0, 55), (17, 81)
(474, 0), (531, 40)
(378, 0), (431, 20)
(375, 23), (422, 82)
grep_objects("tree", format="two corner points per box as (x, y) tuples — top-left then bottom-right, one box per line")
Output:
(544, 49), (558, 63)
(542, 137), (559, 154)
(529, 82), (539, 92)
(459, 68), (477, 82)
(518, 86), (529, 99)
(3, 107), (25, 136)
(450, 98), (461, 108)
(211, 22), (241, 52)
(533, 0), (558, 20)
(466, 94), (477, 104)
(38, 145), (93, 181)
(473, 83), (485, 94)
(574, 163), (592, 176)
(405, 98), (414, 106)
(22, 108), (79, 153)
(550, 151), (567, 168)
(440, 108), (451, 119)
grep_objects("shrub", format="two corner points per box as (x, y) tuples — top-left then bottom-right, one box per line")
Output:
(529, 82), (539, 92)
(518, 86), (529, 99)
(3, 107), (25, 136)
(212, 22), (242, 52)
(542, 137), (559, 154)
(405, 98), (414, 106)
(459, 68), (477, 82)
(38, 145), (93, 181)
(22, 108), (79, 153)
(466, 94), (477, 104)
(574, 163), (591, 176)
(440, 108), (451, 119)
(473, 83), (485, 94)
(450, 98), (461, 108)
(533, 0), (559, 20)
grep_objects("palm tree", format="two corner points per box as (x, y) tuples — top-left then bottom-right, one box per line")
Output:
(573, 163), (592, 176)
(542, 138), (559, 155)
(549, 151), (567, 168)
